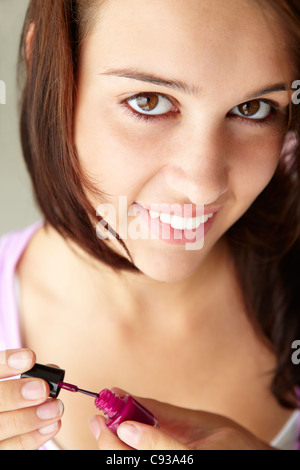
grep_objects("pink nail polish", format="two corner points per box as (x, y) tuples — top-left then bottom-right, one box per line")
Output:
(95, 389), (159, 434)
(22, 364), (159, 435)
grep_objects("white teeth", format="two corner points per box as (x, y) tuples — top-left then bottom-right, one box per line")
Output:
(171, 215), (188, 230)
(149, 210), (160, 219)
(160, 213), (172, 224)
(185, 216), (202, 230)
(148, 210), (214, 230)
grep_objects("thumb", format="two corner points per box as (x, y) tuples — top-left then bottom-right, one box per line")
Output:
(89, 415), (133, 450)
(117, 421), (190, 450)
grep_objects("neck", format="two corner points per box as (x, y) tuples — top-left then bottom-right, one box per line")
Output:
(92, 237), (232, 327)
(60, 226), (233, 328)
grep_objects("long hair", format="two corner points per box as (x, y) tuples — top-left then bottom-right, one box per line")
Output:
(226, 0), (300, 408)
(18, 0), (300, 408)
(18, 0), (136, 272)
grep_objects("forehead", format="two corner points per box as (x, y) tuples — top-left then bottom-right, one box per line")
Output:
(81, 0), (293, 96)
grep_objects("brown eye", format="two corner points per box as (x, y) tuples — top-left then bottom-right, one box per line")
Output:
(230, 100), (274, 120)
(127, 93), (174, 115)
(238, 100), (261, 117)
(136, 94), (159, 112)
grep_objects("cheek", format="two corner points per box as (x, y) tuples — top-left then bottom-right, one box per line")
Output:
(230, 132), (284, 203)
(74, 97), (161, 200)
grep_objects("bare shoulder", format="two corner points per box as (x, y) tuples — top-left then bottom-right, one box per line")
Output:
(16, 223), (114, 314)
(16, 224), (65, 291)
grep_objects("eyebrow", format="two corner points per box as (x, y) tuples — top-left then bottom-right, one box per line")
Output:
(100, 68), (200, 95)
(247, 84), (288, 99)
(99, 67), (290, 100)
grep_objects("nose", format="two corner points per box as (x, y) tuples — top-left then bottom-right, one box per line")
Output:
(162, 121), (229, 205)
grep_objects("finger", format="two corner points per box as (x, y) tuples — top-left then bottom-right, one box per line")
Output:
(0, 420), (62, 450)
(0, 399), (64, 441)
(111, 387), (229, 442)
(0, 349), (36, 379)
(89, 415), (133, 450)
(0, 378), (50, 412)
(117, 421), (189, 451)
(111, 387), (204, 427)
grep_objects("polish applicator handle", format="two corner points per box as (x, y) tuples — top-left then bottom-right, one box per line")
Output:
(21, 363), (66, 398)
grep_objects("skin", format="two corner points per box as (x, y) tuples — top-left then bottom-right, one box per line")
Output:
(1, 0), (297, 450)
(74, 0), (291, 283)
(89, 388), (275, 450)
(0, 349), (63, 450)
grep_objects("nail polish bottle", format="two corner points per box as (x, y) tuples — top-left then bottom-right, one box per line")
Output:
(95, 388), (159, 434)
(22, 364), (159, 434)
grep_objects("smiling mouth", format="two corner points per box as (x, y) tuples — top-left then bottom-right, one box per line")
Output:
(129, 202), (219, 249)
(147, 210), (214, 230)
(135, 202), (220, 230)
(95, 197), (221, 251)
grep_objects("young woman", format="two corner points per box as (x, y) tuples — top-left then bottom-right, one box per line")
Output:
(0, 0), (300, 450)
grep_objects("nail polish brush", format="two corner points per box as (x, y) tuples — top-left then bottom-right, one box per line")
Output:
(21, 363), (159, 434)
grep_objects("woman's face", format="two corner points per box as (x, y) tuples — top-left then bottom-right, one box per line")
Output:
(74, 0), (293, 282)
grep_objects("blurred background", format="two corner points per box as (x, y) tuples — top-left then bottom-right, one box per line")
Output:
(0, 0), (40, 236)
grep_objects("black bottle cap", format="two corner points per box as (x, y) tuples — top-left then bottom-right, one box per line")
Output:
(21, 363), (66, 398)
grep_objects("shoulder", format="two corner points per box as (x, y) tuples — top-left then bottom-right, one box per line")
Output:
(0, 222), (44, 269)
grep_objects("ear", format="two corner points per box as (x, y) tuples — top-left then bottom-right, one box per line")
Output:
(25, 23), (35, 67)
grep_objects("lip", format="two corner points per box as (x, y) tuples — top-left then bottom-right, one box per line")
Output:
(133, 202), (221, 246)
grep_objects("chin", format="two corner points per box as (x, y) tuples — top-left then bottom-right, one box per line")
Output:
(130, 245), (207, 283)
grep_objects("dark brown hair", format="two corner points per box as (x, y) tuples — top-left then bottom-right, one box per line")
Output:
(18, 0), (135, 272)
(18, 0), (300, 408)
(226, 0), (300, 408)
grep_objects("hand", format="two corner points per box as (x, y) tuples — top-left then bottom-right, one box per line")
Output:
(0, 349), (63, 450)
(89, 389), (275, 450)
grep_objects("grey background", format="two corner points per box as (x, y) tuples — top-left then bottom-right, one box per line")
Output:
(0, 0), (40, 236)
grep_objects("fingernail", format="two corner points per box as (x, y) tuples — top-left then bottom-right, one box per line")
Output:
(21, 380), (46, 401)
(88, 416), (101, 440)
(117, 423), (140, 447)
(38, 422), (59, 435)
(37, 400), (64, 420)
(7, 350), (33, 370)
